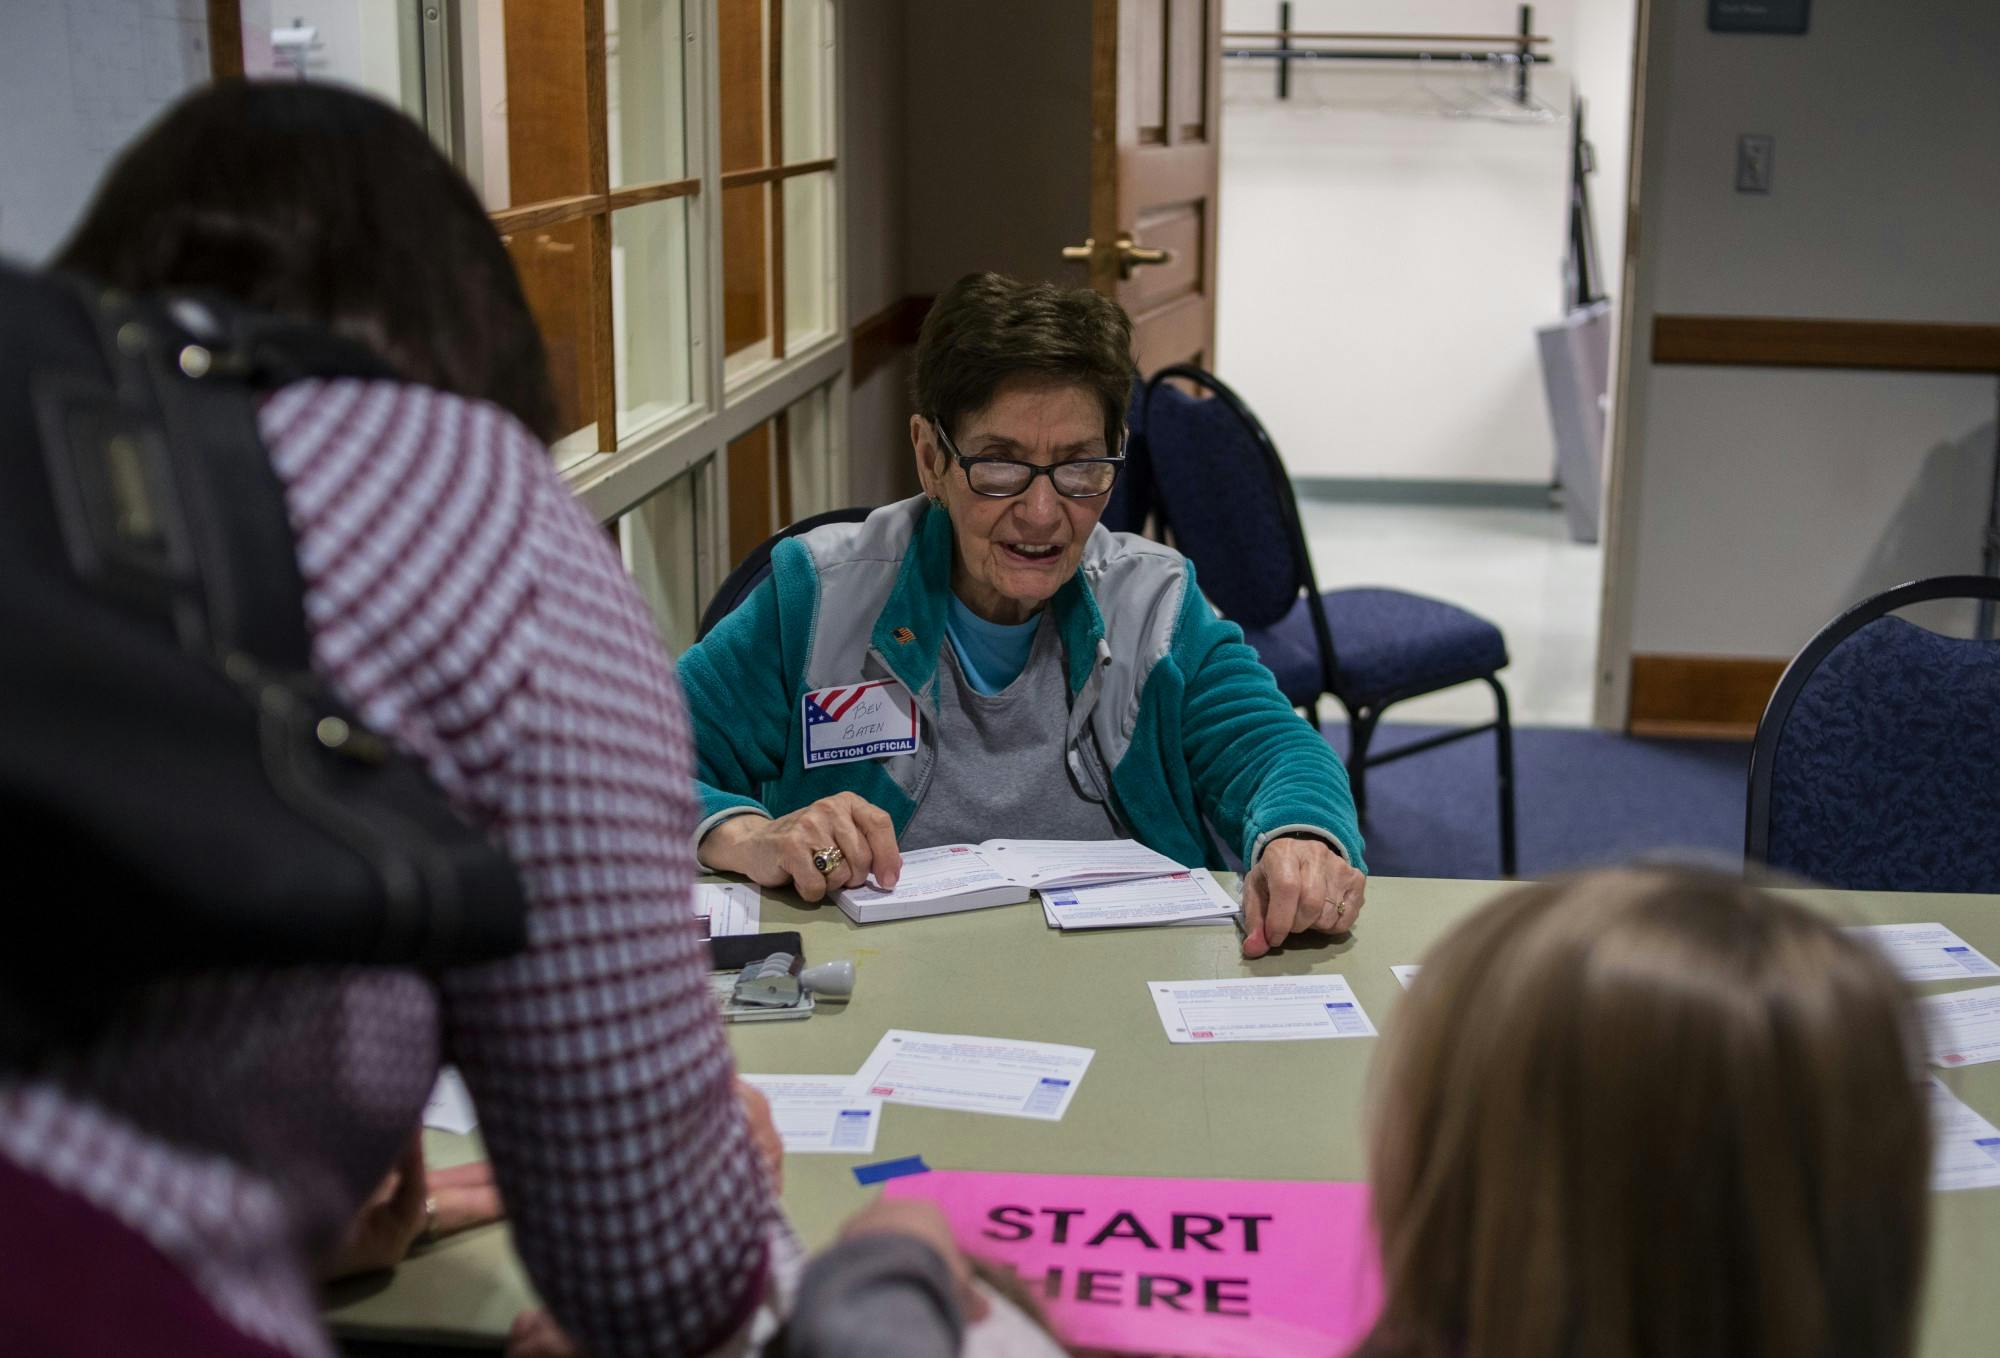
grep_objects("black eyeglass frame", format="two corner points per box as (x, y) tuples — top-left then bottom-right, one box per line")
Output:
(931, 419), (1127, 500)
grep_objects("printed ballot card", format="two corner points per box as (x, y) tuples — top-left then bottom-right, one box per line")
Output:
(1920, 983), (2000, 1068)
(800, 678), (919, 768)
(422, 1066), (478, 1135)
(693, 882), (760, 937)
(1927, 1078), (2000, 1192)
(1041, 869), (1239, 930)
(1848, 923), (2000, 983)
(1390, 965), (1422, 990)
(1150, 976), (1378, 1044)
(739, 1074), (883, 1155)
(852, 1029), (1095, 1121)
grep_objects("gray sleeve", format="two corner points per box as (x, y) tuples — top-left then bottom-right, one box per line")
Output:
(787, 1233), (964, 1358)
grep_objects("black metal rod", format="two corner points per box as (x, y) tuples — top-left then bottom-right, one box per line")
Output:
(1982, 375), (2000, 639)
(1516, 4), (1532, 104)
(1224, 48), (1544, 63)
(1364, 721), (1501, 768)
(1278, 2), (1291, 100)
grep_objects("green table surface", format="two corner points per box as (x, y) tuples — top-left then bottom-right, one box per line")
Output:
(325, 876), (2000, 1354)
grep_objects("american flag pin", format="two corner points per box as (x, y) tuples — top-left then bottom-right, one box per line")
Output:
(891, 626), (916, 644)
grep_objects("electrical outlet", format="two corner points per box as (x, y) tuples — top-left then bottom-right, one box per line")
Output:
(1736, 134), (1774, 193)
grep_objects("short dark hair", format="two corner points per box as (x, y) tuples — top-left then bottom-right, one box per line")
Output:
(55, 81), (558, 442)
(911, 273), (1136, 450)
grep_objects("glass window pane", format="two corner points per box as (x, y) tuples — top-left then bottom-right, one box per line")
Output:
(723, 183), (774, 379)
(240, 1), (424, 116)
(503, 216), (601, 457)
(780, 0), (833, 163)
(717, 0), (770, 174)
(612, 197), (699, 442)
(607, 0), (689, 187)
(781, 383), (836, 521)
(782, 171), (835, 354)
(621, 464), (708, 654)
(455, 0), (593, 211)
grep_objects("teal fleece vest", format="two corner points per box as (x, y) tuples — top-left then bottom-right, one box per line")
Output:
(677, 498), (1364, 872)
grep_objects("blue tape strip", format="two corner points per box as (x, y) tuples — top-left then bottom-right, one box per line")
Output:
(852, 1155), (930, 1185)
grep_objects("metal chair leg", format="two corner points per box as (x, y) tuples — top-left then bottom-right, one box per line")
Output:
(1346, 705), (1380, 821)
(1485, 676), (1518, 876)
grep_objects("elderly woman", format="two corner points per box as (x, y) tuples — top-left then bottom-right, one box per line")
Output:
(681, 273), (1365, 956)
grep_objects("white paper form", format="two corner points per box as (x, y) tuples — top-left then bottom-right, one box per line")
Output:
(423, 1066), (478, 1134)
(1848, 923), (2000, 983)
(1920, 984), (2000, 1068)
(1928, 1078), (2000, 1192)
(852, 1030), (1095, 1121)
(1148, 975), (1378, 1044)
(740, 1074), (883, 1155)
(1040, 870), (1238, 930)
(980, 838), (1183, 886)
(694, 882), (762, 937)
(1040, 896), (1233, 930)
(1391, 965), (1422, 989)
(844, 844), (1022, 908)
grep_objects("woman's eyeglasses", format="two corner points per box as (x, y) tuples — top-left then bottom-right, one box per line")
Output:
(934, 420), (1126, 499)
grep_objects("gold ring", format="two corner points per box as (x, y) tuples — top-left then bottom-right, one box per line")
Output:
(811, 845), (845, 875)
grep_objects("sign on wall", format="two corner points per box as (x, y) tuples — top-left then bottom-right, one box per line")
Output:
(884, 1169), (1383, 1357)
(1709, 0), (1811, 34)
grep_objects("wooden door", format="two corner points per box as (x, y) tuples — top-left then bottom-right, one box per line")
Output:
(1086, 0), (1222, 374)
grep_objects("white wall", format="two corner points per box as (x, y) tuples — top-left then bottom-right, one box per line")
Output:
(1216, 0), (1635, 484)
(1606, 0), (2000, 679)
(0, 0), (209, 265)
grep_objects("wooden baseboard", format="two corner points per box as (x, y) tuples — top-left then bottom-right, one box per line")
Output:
(850, 294), (933, 387)
(1627, 654), (1788, 741)
(1652, 315), (2000, 374)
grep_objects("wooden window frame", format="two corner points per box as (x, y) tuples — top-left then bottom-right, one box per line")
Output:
(209, 1), (849, 606)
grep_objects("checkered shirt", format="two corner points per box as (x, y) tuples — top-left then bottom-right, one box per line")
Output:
(0, 379), (770, 1356)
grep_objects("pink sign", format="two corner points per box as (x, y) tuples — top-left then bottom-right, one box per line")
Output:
(882, 1170), (1383, 1357)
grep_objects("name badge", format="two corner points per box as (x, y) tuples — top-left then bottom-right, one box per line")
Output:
(801, 678), (921, 768)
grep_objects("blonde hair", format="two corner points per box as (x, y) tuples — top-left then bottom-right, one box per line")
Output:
(1359, 868), (1929, 1358)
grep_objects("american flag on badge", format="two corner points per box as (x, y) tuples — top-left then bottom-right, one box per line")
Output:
(805, 684), (872, 726)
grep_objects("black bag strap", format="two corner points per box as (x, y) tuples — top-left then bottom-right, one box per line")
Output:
(38, 286), (390, 663)
(11, 276), (526, 1010)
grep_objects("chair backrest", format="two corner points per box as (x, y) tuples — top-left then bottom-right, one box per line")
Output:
(1141, 365), (1318, 629)
(1097, 383), (1154, 536)
(1746, 575), (2000, 891)
(696, 505), (874, 641)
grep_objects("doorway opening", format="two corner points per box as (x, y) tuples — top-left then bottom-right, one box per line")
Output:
(1215, 0), (1639, 730)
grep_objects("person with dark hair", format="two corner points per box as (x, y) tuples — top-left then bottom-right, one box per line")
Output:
(52, 77), (559, 443)
(681, 272), (1365, 956)
(2, 80), (968, 1358)
(1358, 867), (1931, 1358)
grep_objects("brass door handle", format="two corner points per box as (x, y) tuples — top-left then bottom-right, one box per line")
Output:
(1059, 234), (1175, 280)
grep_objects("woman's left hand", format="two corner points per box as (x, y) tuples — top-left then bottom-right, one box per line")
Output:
(320, 1136), (429, 1280)
(1240, 835), (1367, 959)
(319, 1135), (507, 1281)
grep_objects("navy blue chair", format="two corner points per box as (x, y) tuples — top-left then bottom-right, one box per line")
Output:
(697, 505), (874, 642)
(1746, 575), (2000, 891)
(1098, 385), (1154, 536)
(1142, 366), (1517, 876)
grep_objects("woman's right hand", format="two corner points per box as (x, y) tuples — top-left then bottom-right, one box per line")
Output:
(700, 793), (903, 902)
(838, 1198), (990, 1324)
